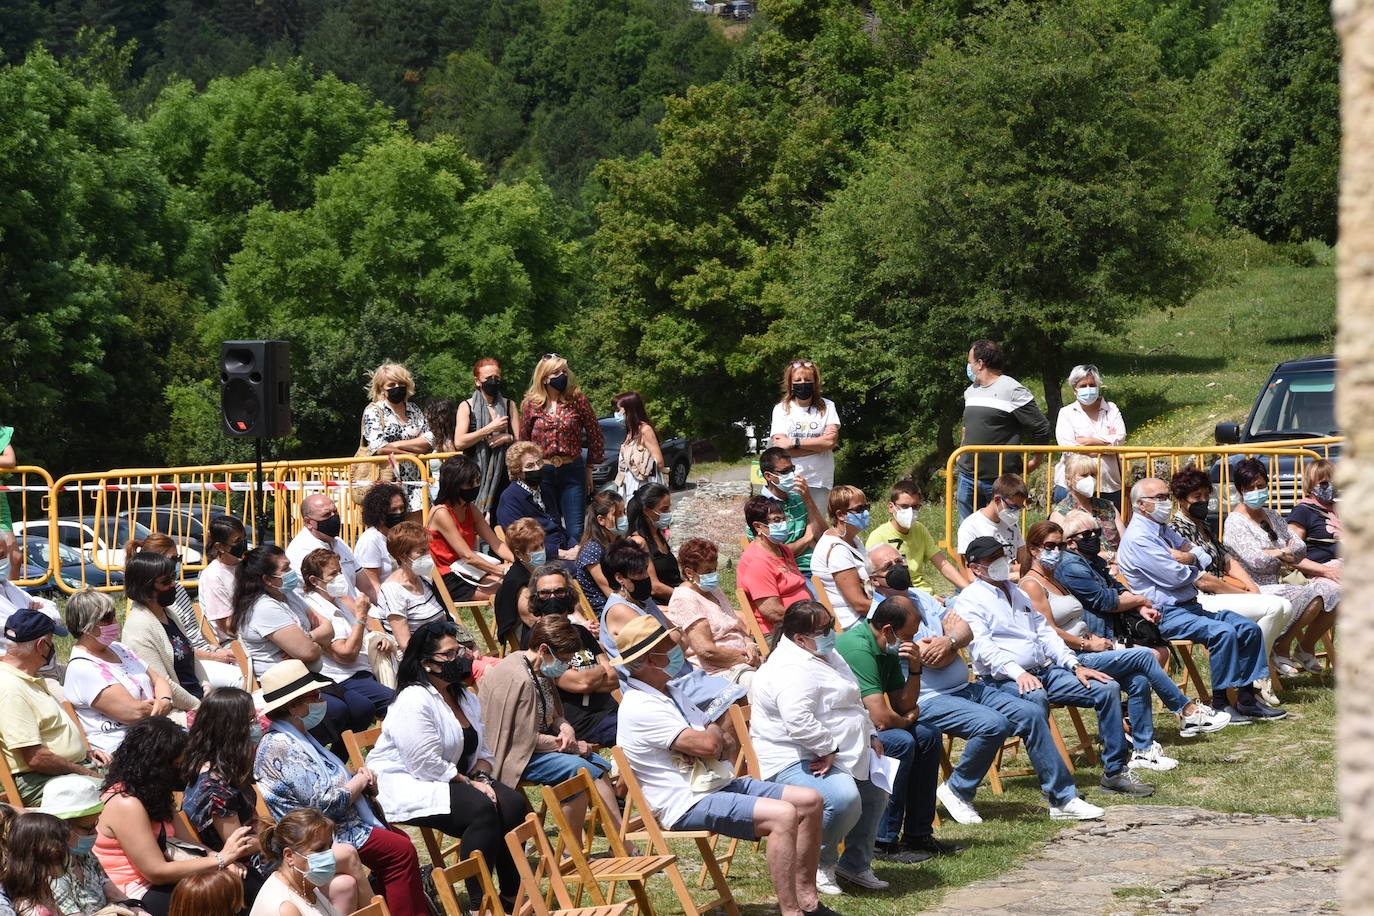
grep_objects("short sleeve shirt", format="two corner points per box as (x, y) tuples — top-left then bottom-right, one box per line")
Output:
(744, 490), (814, 574)
(956, 511), (1023, 562)
(769, 398), (841, 490)
(574, 541), (609, 614)
(1288, 502), (1340, 564)
(0, 663), (85, 772)
(240, 594), (310, 675)
(306, 593), (371, 682)
(198, 560), (236, 623)
(65, 643), (155, 753)
(353, 527), (394, 581)
(811, 533), (870, 630)
(866, 520), (939, 592)
(736, 540), (811, 634)
(835, 622), (902, 699)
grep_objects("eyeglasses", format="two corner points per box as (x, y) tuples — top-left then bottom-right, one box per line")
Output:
(534, 588), (571, 599)
(790, 361), (815, 369)
(430, 647), (472, 662)
(1142, 493), (1170, 502)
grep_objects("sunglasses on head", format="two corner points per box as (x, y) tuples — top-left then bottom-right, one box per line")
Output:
(542, 353), (562, 361)
(790, 361), (815, 369)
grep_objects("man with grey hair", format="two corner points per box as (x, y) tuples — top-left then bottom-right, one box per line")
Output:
(286, 493), (373, 601)
(1053, 364), (1127, 504)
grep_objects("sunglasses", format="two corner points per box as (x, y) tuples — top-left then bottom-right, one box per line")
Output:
(534, 588), (571, 599)
(1041, 541), (1065, 549)
(542, 353), (562, 361)
(790, 361), (815, 369)
(848, 504), (871, 513)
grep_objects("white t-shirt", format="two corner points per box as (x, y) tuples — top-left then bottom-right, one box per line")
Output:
(304, 592), (371, 682)
(616, 677), (712, 829)
(286, 529), (361, 598)
(811, 533), (871, 631)
(770, 398), (841, 490)
(353, 527), (394, 583)
(64, 643), (154, 753)
(956, 511), (1024, 564)
(240, 593), (313, 675)
(373, 579), (448, 635)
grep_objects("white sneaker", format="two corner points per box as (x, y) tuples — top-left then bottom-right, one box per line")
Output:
(833, 865), (889, 891)
(1253, 677), (1281, 707)
(936, 781), (983, 824)
(1049, 797), (1105, 820)
(1128, 741), (1179, 771)
(816, 867), (843, 896)
(1179, 702), (1231, 737)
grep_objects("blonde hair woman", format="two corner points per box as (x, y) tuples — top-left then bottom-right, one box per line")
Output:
(1050, 453), (1126, 557)
(362, 362), (435, 517)
(518, 354), (604, 540)
(769, 359), (840, 511)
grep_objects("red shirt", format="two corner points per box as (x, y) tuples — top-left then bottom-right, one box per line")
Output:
(520, 393), (605, 464)
(737, 539), (811, 633)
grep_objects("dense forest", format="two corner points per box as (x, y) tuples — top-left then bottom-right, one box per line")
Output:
(0, 0), (1339, 484)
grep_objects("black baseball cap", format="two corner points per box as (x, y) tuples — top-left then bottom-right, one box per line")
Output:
(4, 608), (67, 642)
(963, 536), (1005, 563)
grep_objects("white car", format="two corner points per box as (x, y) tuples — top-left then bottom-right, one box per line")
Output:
(13, 517), (204, 570)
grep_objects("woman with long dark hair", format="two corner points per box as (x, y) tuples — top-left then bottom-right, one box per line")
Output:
(611, 391), (665, 501)
(575, 491), (626, 616)
(2, 812), (71, 916)
(625, 483), (679, 602)
(368, 621), (527, 912)
(120, 553), (204, 712)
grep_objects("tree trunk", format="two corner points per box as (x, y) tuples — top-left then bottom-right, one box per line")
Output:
(1334, 1), (1374, 911)
(1036, 333), (1065, 419)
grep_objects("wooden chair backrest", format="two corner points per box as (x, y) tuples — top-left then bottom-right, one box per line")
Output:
(434, 850), (506, 916)
(732, 587), (771, 659)
(349, 894), (392, 916)
(505, 812), (579, 916)
(432, 570), (503, 656)
(725, 703), (759, 779)
(342, 726), (383, 772)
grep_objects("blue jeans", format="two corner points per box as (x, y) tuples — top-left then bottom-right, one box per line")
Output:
(984, 665), (1129, 777)
(539, 456), (588, 540)
(876, 722), (940, 844)
(956, 474), (996, 523)
(772, 762), (883, 871)
(1155, 601), (1268, 691)
(917, 681), (1078, 806)
(1079, 647), (1188, 751)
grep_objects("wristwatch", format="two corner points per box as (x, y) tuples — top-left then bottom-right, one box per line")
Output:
(793, 436), (801, 451)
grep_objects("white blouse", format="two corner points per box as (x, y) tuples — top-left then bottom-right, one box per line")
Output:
(1053, 399), (1126, 492)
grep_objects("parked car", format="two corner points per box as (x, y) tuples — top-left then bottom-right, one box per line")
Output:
(585, 418), (694, 492)
(688, 0), (713, 12)
(1210, 354), (1339, 517)
(16, 536), (124, 594)
(118, 504), (246, 567)
(13, 516), (157, 572)
(721, 0), (754, 19)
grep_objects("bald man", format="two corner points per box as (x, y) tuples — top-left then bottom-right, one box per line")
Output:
(286, 494), (375, 602)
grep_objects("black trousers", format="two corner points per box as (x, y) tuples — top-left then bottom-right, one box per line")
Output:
(407, 780), (528, 900)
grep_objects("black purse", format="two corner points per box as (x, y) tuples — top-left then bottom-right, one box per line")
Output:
(1113, 609), (1167, 648)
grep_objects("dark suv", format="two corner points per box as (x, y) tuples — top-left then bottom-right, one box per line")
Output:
(585, 418), (693, 491)
(722, 1), (754, 20)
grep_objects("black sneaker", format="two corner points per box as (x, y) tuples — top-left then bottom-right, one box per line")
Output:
(1235, 701), (1288, 720)
(901, 835), (965, 856)
(804, 904), (851, 916)
(873, 841), (932, 864)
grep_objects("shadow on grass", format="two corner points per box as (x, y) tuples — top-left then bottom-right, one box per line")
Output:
(1266, 332), (1333, 350)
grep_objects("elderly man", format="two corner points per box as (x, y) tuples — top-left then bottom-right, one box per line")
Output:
(957, 536), (1156, 802)
(957, 340), (1051, 521)
(1117, 478), (1284, 723)
(745, 447), (826, 577)
(615, 616), (840, 916)
(287, 494), (373, 601)
(0, 609), (108, 803)
(867, 545), (1096, 823)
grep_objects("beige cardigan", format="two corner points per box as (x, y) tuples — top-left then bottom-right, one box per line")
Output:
(478, 652), (562, 788)
(121, 601), (205, 710)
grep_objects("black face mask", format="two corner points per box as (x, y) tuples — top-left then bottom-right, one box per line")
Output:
(627, 576), (653, 602)
(523, 468), (543, 487)
(314, 515), (342, 540)
(458, 486), (480, 504)
(157, 585), (178, 607)
(228, 541), (247, 559)
(1075, 532), (1101, 556)
(385, 386), (407, 404)
(480, 377), (502, 397)
(384, 511), (407, 528)
(884, 563), (913, 591)
(547, 374), (569, 392)
(429, 656), (474, 685)
(1186, 500), (1210, 522)
(533, 594), (572, 617)
(791, 382), (815, 401)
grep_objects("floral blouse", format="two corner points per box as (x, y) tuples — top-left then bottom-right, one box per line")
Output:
(362, 400), (435, 511)
(51, 850), (110, 915)
(1223, 508), (1307, 586)
(1052, 494), (1121, 553)
(520, 394), (604, 465)
(1168, 511), (1235, 577)
(254, 725), (382, 849)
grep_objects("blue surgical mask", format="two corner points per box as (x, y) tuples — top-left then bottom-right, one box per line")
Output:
(614, 411), (626, 425)
(846, 509), (871, 531)
(1075, 386), (1100, 405)
(884, 628), (902, 656)
(279, 570), (301, 593)
(541, 656), (571, 679)
(811, 631), (837, 655)
(301, 701), (327, 730)
(293, 848), (338, 886)
(774, 471), (797, 493)
(665, 646), (686, 672)
(614, 516), (629, 535)
(653, 511), (673, 530)
(1242, 489), (1269, 509)
(528, 549), (547, 567)
(766, 521), (789, 542)
(248, 721), (263, 743)
(71, 833), (97, 855)
(1038, 548), (1061, 570)
(966, 363), (976, 382)
(697, 572), (720, 590)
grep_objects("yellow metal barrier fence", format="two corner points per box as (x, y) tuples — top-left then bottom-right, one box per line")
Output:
(0, 465), (58, 589)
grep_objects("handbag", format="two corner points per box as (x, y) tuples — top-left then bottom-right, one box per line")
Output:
(157, 822), (208, 862)
(350, 407), (396, 506)
(1112, 609), (1168, 649)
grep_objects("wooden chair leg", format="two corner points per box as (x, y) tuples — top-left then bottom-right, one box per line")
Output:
(1060, 706), (1100, 766)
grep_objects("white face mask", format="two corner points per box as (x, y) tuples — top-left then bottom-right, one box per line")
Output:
(985, 557), (1011, 581)
(998, 506), (1022, 528)
(892, 506), (916, 529)
(325, 576), (350, 598)
(1073, 476), (1097, 498)
(411, 555), (437, 580)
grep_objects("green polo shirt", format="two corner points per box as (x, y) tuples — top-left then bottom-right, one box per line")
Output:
(835, 621), (903, 698)
(744, 488), (813, 574)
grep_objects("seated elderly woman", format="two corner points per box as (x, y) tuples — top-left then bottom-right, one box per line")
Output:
(493, 517), (549, 649)
(1050, 453), (1126, 562)
(253, 659), (428, 916)
(1223, 458), (1339, 676)
(664, 538), (762, 687)
(62, 589), (175, 754)
(495, 442), (577, 562)
(1287, 459), (1342, 576)
(121, 552), (207, 713)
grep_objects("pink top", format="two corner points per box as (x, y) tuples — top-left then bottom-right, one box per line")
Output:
(736, 540), (811, 634)
(94, 790), (173, 896)
(199, 559), (237, 622)
(664, 585), (753, 672)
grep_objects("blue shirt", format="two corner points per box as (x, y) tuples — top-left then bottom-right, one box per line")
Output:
(954, 578), (1079, 680)
(495, 481), (573, 552)
(1051, 550), (1121, 639)
(1117, 513), (1203, 607)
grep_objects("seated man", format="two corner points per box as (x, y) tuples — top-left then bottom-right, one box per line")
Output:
(866, 481), (970, 596)
(1117, 479), (1285, 723)
(0, 609), (108, 804)
(738, 496), (814, 634)
(744, 447), (826, 578)
(615, 617), (841, 916)
(287, 494), (373, 601)
(956, 537), (1155, 800)
(867, 545), (1098, 823)
(956, 474), (1031, 579)
(834, 597), (948, 862)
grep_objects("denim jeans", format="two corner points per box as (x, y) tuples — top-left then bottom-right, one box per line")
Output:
(539, 456), (588, 541)
(1155, 601), (1268, 691)
(1079, 647), (1188, 751)
(955, 474), (996, 523)
(983, 665), (1129, 777)
(876, 722), (940, 844)
(772, 761), (880, 870)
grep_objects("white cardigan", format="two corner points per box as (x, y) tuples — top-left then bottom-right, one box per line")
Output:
(369, 682), (495, 822)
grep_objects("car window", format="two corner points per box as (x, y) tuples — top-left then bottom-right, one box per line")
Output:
(1247, 371), (1337, 438)
(598, 419), (626, 453)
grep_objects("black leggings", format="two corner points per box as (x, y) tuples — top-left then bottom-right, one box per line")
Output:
(407, 780), (529, 900)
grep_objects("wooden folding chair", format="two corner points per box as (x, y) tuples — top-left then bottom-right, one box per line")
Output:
(809, 576), (836, 615)
(540, 771), (676, 913)
(571, 580), (600, 628)
(230, 640), (259, 692)
(505, 813), (631, 916)
(432, 571), (504, 656)
(349, 895), (392, 916)
(433, 850), (506, 916)
(0, 749), (22, 806)
(699, 703), (763, 884)
(1316, 628), (1337, 670)
(733, 587), (772, 659)
(342, 727), (460, 868)
(1167, 640), (1212, 700)
(194, 602), (222, 647)
(986, 706), (1091, 793)
(611, 748), (739, 916)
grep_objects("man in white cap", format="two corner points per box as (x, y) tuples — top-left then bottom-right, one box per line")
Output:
(614, 615), (842, 916)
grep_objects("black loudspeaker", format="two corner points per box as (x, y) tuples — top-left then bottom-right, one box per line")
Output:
(220, 340), (291, 438)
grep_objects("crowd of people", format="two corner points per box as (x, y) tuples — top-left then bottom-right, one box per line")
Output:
(0, 345), (1339, 916)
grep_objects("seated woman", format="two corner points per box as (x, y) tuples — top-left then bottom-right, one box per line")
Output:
(495, 442), (577, 562)
(169, 871), (245, 916)
(94, 717), (256, 916)
(1288, 459), (1342, 576)
(39, 775), (127, 916)
(600, 539), (745, 724)
(750, 600), (888, 893)
(811, 486), (875, 632)
(130, 533), (241, 688)
(182, 687), (365, 913)
(354, 482), (407, 598)
(374, 523), (450, 653)
(737, 495), (814, 635)
(665, 538), (761, 687)
(199, 515), (249, 643)
(625, 483), (679, 603)
(1224, 458), (1339, 676)
(428, 456), (514, 603)
(62, 589), (174, 753)
(1050, 454), (1127, 563)
(369, 621), (527, 912)
(253, 661), (427, 916)
(300, 549), (394, 730)
(121, 552), (205, 712)
(574, 491), (626, 618)
(252, 809), (353, 916)
(477, 615), (620, 845)
(493, 518), (548, 648)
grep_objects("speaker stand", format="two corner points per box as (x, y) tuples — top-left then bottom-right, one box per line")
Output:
(254, 437), (274, 545)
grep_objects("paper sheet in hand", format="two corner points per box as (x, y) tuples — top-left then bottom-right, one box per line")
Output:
(869, 753), (899, 795)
